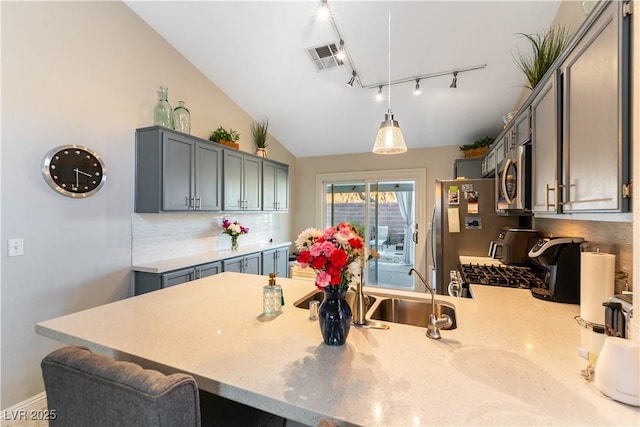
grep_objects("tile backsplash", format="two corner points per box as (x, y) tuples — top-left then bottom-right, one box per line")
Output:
(533, 218), (632, 294)
(132, 212), (286, 265)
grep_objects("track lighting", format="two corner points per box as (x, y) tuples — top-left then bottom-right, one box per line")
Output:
(346, 70), (357, 87)
(450, 71), (458, 88)
(414, 79), (422, 95)
(376, 86), (383, 102)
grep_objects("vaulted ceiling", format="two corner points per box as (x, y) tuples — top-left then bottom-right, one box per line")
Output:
(125, 1), (562, 158)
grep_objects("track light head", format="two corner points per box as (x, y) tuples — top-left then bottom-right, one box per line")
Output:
(318, 0), (329, 20)
(347, 70), (357, 87)
(414, 79), (422, 95)
(336, 39), (346, 61)
(450, 71), (458, 89)
(376, 85), (384, 102)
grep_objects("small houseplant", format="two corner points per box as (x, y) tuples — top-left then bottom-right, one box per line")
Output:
(209, 126), (240, 149)
(251, 118), (269, 157)
(459, 136), (494, 158)
(513, 26), (570, 90)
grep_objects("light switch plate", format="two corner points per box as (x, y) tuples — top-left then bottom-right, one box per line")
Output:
(8, 238), (24, 256)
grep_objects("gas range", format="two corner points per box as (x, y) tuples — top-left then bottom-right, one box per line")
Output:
(458, 263), (545, 290)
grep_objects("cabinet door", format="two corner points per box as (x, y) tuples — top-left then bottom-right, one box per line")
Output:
(223, 256), (243, 273)
(262, 249), (277, 275)
(262, 162), (277, 211)
(275, 248), (289, 278)
(531, 74), (559, 213)
(162, 268), (194, 288)
(196, 261), (221, 279)
(195, 143), (222, 211)
(275, 165), (289, 211)
(514, 109), (531, 146)
(162, 133), (194, 211)
(223, 151), (244, 210)
(243, 156), (262, 211)
(562, 1), (626, 212)
(244, 252), (261, 275)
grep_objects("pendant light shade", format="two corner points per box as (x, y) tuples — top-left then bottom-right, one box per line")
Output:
(372, 111), (407, 154)
(372, 0), (407, 154)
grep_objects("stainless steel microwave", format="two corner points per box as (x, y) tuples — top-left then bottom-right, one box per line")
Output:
(496, 144), (532, 214)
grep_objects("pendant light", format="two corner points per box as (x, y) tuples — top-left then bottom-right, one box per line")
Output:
(372, 0), (407, 154)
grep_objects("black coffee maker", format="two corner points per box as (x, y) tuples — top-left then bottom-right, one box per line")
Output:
(527, 237), (585, 303)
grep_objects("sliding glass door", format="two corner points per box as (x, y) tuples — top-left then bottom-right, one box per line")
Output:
(323, 178), (417, 290)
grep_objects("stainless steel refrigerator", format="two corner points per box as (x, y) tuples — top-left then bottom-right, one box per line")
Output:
(430, 178), (519, 295)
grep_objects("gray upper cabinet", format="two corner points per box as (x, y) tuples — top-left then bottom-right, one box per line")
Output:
(560, 0), (630, 213)
(263, 161), (289, 211)
(513, 109), (531, 147)
(223, 150), (262, 211)
(531, 74), (559, 213)
(136, 126), (222, 213)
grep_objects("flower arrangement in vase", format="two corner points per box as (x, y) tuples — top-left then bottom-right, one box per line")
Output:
(295, 222), (378, 345)
(222, 218), (249, 250)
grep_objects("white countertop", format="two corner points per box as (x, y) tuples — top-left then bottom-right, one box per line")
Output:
(36, 272), (639, 426)
(132, 241), (291, 273)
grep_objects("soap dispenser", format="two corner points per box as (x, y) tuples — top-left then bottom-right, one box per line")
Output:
(263, 273), (282, 315)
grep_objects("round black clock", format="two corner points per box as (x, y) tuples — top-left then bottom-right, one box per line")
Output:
(41, 145), (107, 198)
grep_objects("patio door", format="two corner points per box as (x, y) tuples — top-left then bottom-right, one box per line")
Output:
(318, 169), (425, 291)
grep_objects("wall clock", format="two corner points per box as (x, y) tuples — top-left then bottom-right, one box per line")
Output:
(41, 144), (107, 198)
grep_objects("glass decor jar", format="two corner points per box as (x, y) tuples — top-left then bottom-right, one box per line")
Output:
(153, 86), (172, 128)
(173, 101), (191, 134)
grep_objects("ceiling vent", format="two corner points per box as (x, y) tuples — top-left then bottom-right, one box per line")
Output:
(306, 42), (344, 72)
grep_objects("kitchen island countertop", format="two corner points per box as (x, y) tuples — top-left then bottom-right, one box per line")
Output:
(36, 272), (639, 426)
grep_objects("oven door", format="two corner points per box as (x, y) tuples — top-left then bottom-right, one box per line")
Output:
(496, 145), (529, 213)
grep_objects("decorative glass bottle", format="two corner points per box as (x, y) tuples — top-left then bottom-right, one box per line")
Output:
(173, 101), (191, 134)
(153, 86), (172, 128)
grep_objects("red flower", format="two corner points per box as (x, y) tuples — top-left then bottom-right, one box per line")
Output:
(311, 255), (328, 270)
(297, 250), (311, 264)
(330, 271), (342, 285)
(329, 249), (348, 267)
(348, 238), (363, 249)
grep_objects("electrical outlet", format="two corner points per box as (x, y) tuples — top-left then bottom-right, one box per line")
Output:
(8, 238), (24, 257)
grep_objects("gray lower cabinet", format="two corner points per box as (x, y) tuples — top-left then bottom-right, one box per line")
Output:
(223, 150), (262, 211)
(263, 161), (289, 211)
(222, 252), (261, 274)
(531, 74), (559, 213)
(135, 261), (222, 295)
(262, 247), (289, 278)
(136, 126), (222, 213)
(560, 0), (630, 212)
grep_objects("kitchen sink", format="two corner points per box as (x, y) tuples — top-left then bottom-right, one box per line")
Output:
(293, 289), (377, 311)
(369, 298), (457, 329)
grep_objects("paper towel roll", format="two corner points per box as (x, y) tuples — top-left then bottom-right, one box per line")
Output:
(580, 252), (615, 324)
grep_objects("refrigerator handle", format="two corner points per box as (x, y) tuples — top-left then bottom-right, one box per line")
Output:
(429, 206), (436, 266)
(413, 223), (418, 244)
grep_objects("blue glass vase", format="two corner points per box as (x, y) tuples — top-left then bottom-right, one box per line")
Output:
(318, 287), (352, 346)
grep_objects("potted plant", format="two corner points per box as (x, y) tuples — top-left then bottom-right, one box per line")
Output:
(513, 25), (570, 90)
(459, 136), (494, 158)
(251, 118), (269, 158)
(209, 126), (240, 149)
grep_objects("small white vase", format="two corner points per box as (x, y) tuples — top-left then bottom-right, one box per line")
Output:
(256, 148), (268, 158)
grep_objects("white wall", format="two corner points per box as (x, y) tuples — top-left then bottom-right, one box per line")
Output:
(0, 1), (294, 407)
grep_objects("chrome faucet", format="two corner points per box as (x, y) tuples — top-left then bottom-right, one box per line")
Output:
(408, 268), (453, 339)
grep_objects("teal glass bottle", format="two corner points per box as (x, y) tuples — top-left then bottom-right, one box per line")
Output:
(153, 86), (172, 128)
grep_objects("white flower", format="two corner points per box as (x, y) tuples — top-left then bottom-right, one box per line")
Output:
(295, 227), (322, 250)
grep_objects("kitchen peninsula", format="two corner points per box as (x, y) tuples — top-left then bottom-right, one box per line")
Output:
(36, 272), (639, 426)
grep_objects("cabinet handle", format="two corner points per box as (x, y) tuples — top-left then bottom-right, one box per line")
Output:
(545, 182), (556, 211)
(185, 197), (190, 207)
(195, 197), (201, 210)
